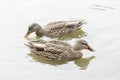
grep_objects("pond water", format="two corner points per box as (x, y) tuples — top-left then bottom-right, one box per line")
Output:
(0, 0), (120, 80)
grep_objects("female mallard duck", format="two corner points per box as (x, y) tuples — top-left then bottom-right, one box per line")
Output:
(24, 20), (86, 38)
(25, 39), (95, 60)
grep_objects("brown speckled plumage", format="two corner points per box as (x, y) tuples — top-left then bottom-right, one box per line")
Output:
(24, 20), (86, 38)
(25, 39), (95, 60)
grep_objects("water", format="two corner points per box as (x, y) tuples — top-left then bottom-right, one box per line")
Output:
(0, 0), (120, 80)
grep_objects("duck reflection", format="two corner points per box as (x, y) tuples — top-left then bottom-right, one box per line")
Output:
(74, 56), (95, 70)
(28, 53), (95, 70)
(58, 30), (87, 40)
(26, 30), (87, 41)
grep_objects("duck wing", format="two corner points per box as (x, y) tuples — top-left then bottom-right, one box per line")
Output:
(44, 43), (69, 53)
(26, 42), (72, 60)
(44, 43), (73, 60)
(44, 20), (85, 37)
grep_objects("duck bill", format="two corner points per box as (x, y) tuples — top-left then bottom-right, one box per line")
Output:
(81, 20), (87, 24)
(24, 31), (31, 38)
(82, 21), (87, 24)
(88, 46), (95, 52)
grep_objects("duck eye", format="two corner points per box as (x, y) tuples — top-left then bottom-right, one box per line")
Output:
(81, 43), (87, 45)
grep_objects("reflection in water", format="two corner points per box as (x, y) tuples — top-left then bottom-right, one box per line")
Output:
(74, 56), (95, 70)
(26, 30), (87, 41)
(28, 53), (95, 70)
(57, 30), (87, 40)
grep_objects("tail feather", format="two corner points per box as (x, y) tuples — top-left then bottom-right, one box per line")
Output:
(25, 42), (45, 51)
(25, 42), (34, 48)
(36, 47), (44, 51)
(76, 20), (87, 27)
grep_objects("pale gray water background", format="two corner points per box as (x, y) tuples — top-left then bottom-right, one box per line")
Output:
(0, 0), (120, 80)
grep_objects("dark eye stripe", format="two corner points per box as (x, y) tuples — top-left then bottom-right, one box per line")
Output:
(81, 43), (87, 45)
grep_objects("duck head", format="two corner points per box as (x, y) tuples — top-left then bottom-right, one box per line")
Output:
(73, 39), (95, 52)
(24, 23), (42, 38)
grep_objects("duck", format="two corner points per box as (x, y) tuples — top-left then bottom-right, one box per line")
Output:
(25, 39), (95, 60)
(24, 20), (86, 38)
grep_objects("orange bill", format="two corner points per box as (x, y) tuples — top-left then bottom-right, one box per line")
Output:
(24, 31), (32, 38)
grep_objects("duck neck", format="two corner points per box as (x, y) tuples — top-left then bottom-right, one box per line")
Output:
(36, 28), (46, 37)
(69, 51), (83, 60)
(75, 51), (83, 58)
(69, 44), (83, 60)
(72, 44), (80, 51)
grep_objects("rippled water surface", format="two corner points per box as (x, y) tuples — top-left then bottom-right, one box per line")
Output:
(0, 0), (120, 80)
